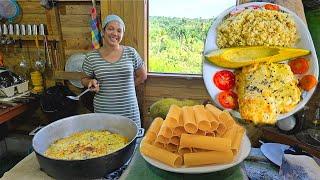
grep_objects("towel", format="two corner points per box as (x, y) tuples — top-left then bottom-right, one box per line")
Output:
(279, 146), (320, 180)
(90, 5), (101, 49)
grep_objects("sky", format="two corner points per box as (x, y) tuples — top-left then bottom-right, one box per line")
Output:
(149, 0), (237, 19)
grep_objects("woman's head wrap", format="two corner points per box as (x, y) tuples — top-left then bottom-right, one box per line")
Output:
(102, 14), (125, 32)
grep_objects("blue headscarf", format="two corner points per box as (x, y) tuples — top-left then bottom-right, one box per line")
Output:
(102, 14), (125, 32)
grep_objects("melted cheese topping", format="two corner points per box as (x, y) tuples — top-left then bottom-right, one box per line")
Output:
(44, 130), (128, 160)
(236, 63), (301, 124)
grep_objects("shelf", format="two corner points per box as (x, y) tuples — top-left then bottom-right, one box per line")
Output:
(4, 35), (60, 41)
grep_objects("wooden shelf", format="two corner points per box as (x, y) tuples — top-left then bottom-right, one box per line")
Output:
(5, 35), (60, 41)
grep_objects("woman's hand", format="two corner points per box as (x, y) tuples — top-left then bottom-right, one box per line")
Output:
(88, 79), (100, 92)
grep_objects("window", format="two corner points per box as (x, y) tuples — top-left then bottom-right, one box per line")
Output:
(148, 0), (237, 75)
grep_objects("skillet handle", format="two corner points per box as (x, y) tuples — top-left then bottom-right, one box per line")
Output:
(29, 126), (44, 136)
(137, 128), (145, 138)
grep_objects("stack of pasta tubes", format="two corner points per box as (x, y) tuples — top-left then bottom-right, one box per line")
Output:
(140, 104), (245, 167)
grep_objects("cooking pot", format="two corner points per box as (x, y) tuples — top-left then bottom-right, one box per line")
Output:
(32, 113), (144, 179)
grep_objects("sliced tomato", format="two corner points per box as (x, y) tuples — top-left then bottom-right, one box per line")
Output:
(217, 91), (238, 109)
(213, 70), (235, 90)
(264, 4), (280, 11)
(288, 58), (309, 74)
(299, 74), (317, 91)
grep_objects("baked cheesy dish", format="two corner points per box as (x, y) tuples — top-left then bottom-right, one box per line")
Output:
(44, 130), (128, 160)
(235, 63), (301, 124)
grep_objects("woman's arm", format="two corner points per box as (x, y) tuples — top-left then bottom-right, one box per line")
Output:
(81, 77), (100, 92)
(134, 65), (147, 86)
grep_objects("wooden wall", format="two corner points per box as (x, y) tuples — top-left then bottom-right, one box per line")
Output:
(1, 0), (211, 128)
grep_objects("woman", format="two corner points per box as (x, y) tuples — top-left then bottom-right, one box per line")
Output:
(81, 14), (147, 128)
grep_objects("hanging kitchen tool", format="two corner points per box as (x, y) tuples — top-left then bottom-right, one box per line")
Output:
(39, 24), (52, 69)
(33, 24), (45, 73)
(65, 53), (86, 88)
(0, 0), (20, 22)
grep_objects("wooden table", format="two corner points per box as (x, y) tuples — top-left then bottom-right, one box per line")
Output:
(0, 104), (31, 125)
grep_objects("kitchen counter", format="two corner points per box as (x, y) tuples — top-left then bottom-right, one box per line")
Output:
(1, 146), (280, 180)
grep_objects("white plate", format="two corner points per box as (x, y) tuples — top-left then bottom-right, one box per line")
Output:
(260, 143), (290, 166)
(202, 2), (319, 121)
(140, 134), (251, 174)
(65, 53), (86, 88)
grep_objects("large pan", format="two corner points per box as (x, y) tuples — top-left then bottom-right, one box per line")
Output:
(32, 113), (143, 179)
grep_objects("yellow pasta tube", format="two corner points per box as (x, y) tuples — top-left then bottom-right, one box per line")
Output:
(158, 120), (173, 138)
(156, 134), (169, 144)
(218, 111), (235, 129)
(165, 105), (182, 128)
(205, 104), (222, 120)
(193, 105), (211, 131)
(145, 117), (164, 143)
(215, 122), (227, 136)
(140, 142), (183, 167)
(184, 150), (233, 166)
(180, 133), (231, 151)
(153, 141), (166, 149)
(194, 129), (206, 136)
(205, 131), (216, 137)
(169, 136), (180, 145)
(166, 143), (178, 152)
(232, 125), (245, 155)
(178, 146), (192, 154)
(222, 124), (237, 143)
(173, 126), (186, 136)
(205, 109), (219, 131)
(182, 106), (198, 134)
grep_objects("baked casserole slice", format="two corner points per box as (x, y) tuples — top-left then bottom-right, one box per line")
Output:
(235, 63), (301, 124)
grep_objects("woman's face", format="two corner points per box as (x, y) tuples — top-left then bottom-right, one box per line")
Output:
(103, 21), (124, 47)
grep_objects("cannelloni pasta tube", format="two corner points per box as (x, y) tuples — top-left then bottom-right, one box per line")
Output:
(182, 106), (198, 134)
(178, 146), (192, 154)
(158, 120), (173, 138)
(218, 111), (235, 129)
(194, 129), (206, 136)
(180, 134), (231, 151)
(232, 125), (245, 155)
(173, 126), (186, 136)
(215, 123), (227, 136)
(153, 141), (165, 149)
(205, 104), (222, 120)
(145, 117), (164, 143)
(205, 109), (219, 131)
(169, 136), (180, 145)
(184, 150), (233, 166)
(222, 124), (237, 143)
(141, 142), (183, 167)
(166, 143), (178, 152)
(166, 105), (182, 128)
(193, 105), (211, 131)
(156, 134), (169, 144)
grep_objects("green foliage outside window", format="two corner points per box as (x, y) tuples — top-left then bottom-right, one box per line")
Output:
(149, 16), (212, 74)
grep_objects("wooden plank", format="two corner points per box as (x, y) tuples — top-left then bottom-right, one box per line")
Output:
(54, 71), (86, 80)
(60, 15), (91, 27)
(65, 4), (100, 15)
(100, 0), (110, 23)
(18, 1), (45, 14)
(145, 86), (209, 99)
(64, 38), (92, 50)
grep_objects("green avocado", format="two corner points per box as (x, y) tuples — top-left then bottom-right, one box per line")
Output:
(149, 98), (200, 119)
(205, 46), (310, 68)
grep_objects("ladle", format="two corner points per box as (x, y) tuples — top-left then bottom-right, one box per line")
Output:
(67, 88), (91, 101)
